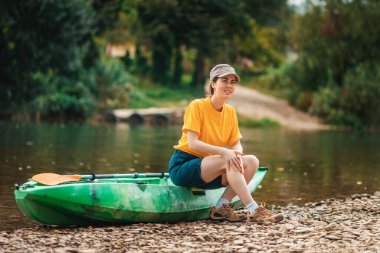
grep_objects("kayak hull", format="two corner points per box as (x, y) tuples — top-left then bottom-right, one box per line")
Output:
(15, 168), (267, 225)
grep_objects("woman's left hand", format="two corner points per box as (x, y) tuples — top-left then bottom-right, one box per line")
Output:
(233, 151), (244, 173)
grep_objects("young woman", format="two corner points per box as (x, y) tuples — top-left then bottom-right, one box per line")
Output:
(169, 64), (283, 223)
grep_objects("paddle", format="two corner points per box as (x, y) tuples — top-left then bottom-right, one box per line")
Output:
(32, 172), (169, 186)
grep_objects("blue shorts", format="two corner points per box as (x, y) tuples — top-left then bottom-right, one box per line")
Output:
(168, 150), (224, 189)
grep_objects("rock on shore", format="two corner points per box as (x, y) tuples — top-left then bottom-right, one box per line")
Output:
(1, 192), (379, 253)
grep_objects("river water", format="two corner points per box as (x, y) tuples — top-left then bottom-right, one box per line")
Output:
(1, 122), (379, 230)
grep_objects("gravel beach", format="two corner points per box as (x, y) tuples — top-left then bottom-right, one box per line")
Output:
(1, 192), (379, 253)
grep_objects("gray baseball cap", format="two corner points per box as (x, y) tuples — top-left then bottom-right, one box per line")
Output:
(209, 64), (240, 83)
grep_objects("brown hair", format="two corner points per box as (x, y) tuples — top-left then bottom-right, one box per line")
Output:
(209, 77), (218, 95)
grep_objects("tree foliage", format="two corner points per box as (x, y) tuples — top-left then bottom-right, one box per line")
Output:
(0, 0), (291, 119)
(134, 0), (289, 86)
(0, 0), (96, 111)
(278, 0), (380, 127)
(0, 0), (125, 119)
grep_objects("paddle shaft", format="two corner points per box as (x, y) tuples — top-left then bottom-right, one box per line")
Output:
(81, 172), (169, 180)
(81, 168), (267, 180)
(85, 167), (265, 180)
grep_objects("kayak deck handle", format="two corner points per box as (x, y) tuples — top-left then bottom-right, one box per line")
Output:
(191, 187), (206, 195)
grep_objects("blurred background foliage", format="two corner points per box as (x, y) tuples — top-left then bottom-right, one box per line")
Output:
(267, 0), (380, 128)
(0, 0), (379, 127)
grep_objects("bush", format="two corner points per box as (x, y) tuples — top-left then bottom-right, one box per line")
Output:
(309, 86), (339, 118)
(32, 71), (95, 119)
(94, 57), (136, 110)
(340, 64), (380, 126)
(238, 117), (280, 128)
(0, 0), (97, 111)
(32, 57), (145, 119)
(266, 61), (318, 108)
(309, 63), (380, 127)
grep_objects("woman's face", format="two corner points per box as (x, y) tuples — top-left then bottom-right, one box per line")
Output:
(212, 74), (237, 99)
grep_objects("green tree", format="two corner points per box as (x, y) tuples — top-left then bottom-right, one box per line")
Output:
(283, 0), (380, 126)
(133, 0), (290, 86)
(0, 0), (96, 114)
(135, 0), (251, 86)
(237, 0), (290, 71)
(244, 0), (289, 27)
(136, 0), (176, 85)
(0, 0), (125, 119)
(184, 0), (251, 86)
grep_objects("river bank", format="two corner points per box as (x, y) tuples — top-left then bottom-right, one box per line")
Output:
(1, 192), (379, 252)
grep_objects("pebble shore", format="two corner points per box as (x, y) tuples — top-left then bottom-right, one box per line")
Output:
(1, 192), (379, 253)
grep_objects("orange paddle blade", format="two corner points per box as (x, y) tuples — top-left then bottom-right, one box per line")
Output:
(32, 173), (82, 185)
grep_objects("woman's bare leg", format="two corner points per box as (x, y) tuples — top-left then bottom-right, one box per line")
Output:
(220, 155), (259, 201)
(201, 155), (259, 206)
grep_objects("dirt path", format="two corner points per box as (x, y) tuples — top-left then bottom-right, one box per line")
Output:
(228, 86), (330, 130)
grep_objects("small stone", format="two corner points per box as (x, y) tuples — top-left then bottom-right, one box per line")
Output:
(232, 240), (244, 245)
(78, 249), (97, 253)
(350, 230), (362, 236)
(341, 233), (358, 239)
(325, 234), (341, 240)
(245, 243), (256, 250)
(223, 246), (233, 252)
(324, 223), (338, 231)
(182, 242), (193, 247)
(235, 227), (248, 233)
(293, 228), (313, 234)
(279, 224), (295, 232)
(290, 248), (304, 253)
(195, 235), (206, 241)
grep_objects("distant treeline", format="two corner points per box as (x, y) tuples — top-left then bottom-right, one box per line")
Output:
(0, 0), (379, 127)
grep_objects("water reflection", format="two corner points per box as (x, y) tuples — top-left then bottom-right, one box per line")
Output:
(0, 122), (379, 230)
(244, 129), (380, 205)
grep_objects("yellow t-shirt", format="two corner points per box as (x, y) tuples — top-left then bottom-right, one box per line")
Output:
(174, 97), (242, 157)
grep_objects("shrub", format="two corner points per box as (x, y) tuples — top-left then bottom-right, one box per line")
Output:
(309, 63), (380, 127)
(32, 71), (95, 119)
(309, 86), (339, 118)
(94, 57), (136, 110)
(339, 63), (380, 126)
(238, 117), (280, 128)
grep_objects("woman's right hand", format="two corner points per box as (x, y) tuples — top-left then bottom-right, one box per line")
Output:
(220, 148), (243, 173)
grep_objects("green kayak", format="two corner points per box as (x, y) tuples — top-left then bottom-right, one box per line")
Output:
(14, 167), (267, 225)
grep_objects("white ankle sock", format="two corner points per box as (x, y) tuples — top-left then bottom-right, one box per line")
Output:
(246, 200), (259, 214)
(215, 197), (230, 208)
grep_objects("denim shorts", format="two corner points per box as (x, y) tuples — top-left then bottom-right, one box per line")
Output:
(168, 149), (224, 189)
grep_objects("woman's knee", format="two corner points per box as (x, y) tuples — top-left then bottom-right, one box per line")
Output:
(243, 155), (259, 171)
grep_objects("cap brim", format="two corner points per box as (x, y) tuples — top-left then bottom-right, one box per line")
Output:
(218, 72), (241, 83)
